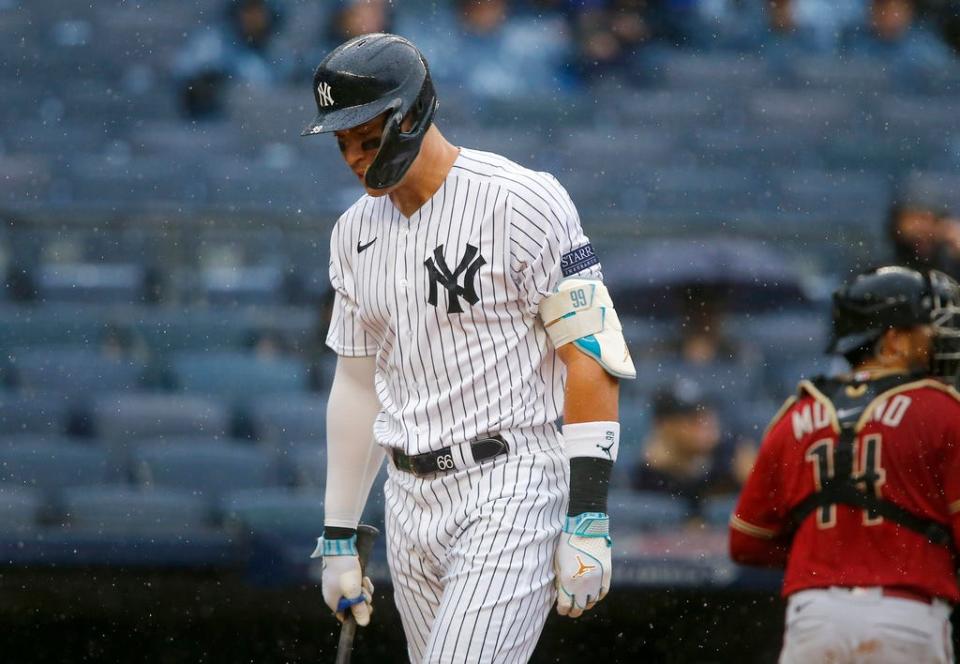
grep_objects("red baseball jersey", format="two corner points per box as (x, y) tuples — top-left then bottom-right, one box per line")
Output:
(730, 377), (960, 602)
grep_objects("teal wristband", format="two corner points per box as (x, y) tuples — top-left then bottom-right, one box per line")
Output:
(310, 534), (358, 558)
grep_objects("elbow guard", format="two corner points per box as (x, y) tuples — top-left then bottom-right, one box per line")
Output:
(540, 278), (637, 380)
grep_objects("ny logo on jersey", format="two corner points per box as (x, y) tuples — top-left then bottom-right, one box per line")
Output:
(316, 82), (334, 108)
(424, 243), (486, 314)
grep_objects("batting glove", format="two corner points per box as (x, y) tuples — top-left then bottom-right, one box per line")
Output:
(554, 512), (612, 618)
(311, 535), (374, 626)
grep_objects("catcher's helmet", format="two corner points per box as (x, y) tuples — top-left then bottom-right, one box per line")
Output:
(828, 265), (960, 380)
(301, 33), (438, 190)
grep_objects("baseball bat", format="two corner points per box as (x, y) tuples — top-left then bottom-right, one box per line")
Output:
(333, 524), (380, 664)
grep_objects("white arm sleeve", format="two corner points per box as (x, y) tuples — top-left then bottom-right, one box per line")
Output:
(323, 355), (385, 529)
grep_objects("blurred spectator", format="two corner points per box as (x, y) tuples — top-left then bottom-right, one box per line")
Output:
(887, 198), (960, 278)
(697, 0), (831, 55)
(664, 285), (756, 365)
(841, 0), (953, 71)
(246, 328), (294, 359)
(630, 382), (751, 515)
(173, 0), (292, 119)
(326, 0), (394, 43)
(571, 0), (653, 77)
(400, 0), (575, 99)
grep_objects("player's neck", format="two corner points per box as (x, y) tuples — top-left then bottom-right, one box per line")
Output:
(389, 129), (460, 218)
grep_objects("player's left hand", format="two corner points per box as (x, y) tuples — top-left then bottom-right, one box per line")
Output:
(554, 512), (612, 618)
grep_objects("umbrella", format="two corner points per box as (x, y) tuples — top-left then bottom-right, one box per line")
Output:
(602, 237), (813, 317)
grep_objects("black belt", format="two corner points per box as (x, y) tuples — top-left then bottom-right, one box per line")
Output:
(390, 434), (509, 477)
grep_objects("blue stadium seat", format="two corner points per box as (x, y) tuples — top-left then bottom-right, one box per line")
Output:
(727, 311), (829, 361)
(658, 54), (770, 92)
(9, 347), (145, 396)
(0, 485), (43, 532)
(0, 305), (111, 348)
(62, 485), (212, 534)
(288, 443), (326, 489)
(0, 441), (108, 492)
(101, 435), (232, 483)
(133, 309), (256, 354)
(251, 394), (327, 446)
(91, 393), (230, 442)
(133, 441), (279, 505)
(789, 56), (891, 93)
(171, 351), (308, 401)
(37, 263), (147, 305)
(607, 490), (691, 533)
(0, 392), (70, 436)
(619, 405), (651, 451)
(200, 266), (288, 307)
(223, 487), (326, 537)
(703, 494), (739, 528)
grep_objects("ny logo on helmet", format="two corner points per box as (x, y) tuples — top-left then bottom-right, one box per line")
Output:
(317, 82), (334, 108)
(425, 244), (486, 314)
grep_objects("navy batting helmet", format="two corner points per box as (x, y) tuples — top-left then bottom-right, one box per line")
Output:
(828, 265), (960, 380)
(301, 33), (438, 190)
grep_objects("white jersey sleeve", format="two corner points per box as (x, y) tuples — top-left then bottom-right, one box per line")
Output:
(326, 214), (380, 357)
(507, 172), (603, 316)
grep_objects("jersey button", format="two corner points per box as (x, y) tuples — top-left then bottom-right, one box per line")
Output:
(399, 278), (407, 287)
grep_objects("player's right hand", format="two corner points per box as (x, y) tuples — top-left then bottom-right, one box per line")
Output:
(554, 512), (612, 618)
(311, 539), (374, 626)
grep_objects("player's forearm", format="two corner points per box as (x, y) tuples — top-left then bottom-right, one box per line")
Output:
(323, 355), (385, 530)
(559, 344), (619, 423)
(729, 529), (789, 568)
(558, 345), (620, 516)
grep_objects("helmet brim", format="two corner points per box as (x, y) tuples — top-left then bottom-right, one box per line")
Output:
(300, 96), (398, 136)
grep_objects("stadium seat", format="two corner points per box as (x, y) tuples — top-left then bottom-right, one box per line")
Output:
(658, 54), (770, 92)
(36, 263), (147, 305)
(9, 347), (145, 397)
(788, 56), (890, 93)
(619, 405), (651, 451)
(171, 351), (308, 401)
(200, 265), (289, 307)
(91, 393), (230, 442)
(250, 394), (327, 446)
(0, 441), (108, 492)
(0, 392), (70, 436)
(607, 490), (691, 533)
(288, 443), (326, 489)
(133, 441), (279, 505)
(703, 494), (739, 528)
(727, 311), (830, 361)
(0, 485), (43, 532)
(223, 487), (326, 537)
(0, 305), (111, 348)
(62, 485), (212, 534)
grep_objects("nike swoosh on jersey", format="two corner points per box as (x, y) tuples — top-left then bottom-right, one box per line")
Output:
(357, 238), (377, 253)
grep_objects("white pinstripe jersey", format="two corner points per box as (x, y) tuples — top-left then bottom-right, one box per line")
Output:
(326, 147), (603, 455)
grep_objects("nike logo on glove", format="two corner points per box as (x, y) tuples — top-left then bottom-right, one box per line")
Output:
(573, 555), (596, 579)
(357, 238), (377, 253)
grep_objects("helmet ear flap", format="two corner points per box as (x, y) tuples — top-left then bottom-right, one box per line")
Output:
(364, 104), (405, 190)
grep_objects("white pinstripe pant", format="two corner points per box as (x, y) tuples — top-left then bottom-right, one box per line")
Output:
(384, 433), (568, 663)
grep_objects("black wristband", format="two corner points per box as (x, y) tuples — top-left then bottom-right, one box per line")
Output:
(567, 457), (612, 516)
(323, 526), (357, 540)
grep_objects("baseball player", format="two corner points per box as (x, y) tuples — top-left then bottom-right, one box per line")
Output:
(730, 265), (960, 663)
(300, 34), (636, 663)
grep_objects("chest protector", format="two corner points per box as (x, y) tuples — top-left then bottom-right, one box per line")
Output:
(785, 372), (954, 549)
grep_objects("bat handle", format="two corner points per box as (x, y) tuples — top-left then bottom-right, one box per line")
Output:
(334, 524), (380, 664)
